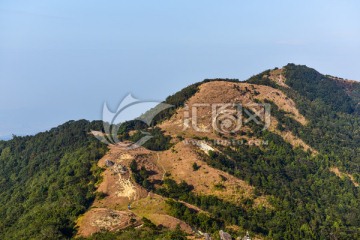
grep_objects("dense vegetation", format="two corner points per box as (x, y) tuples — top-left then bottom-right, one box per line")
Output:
(129, 127), (172, 151)
(243, 65), (360, 238)
(156, 178), (262, 236)
(284, 64), (355, 114)
(205, 136), (360, 239)
(129, 159), (155, 191)
(114, 119), (172, 151)
(248, 64), (360, 178)
(0, 120), (107, 239)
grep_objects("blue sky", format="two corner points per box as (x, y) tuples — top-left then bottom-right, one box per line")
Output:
(0, 1), (359, 138)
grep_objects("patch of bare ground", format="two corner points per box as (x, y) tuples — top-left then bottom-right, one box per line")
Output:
(330, 167), (359, 187)
(94, 144), (150, 210)
(76, 208), (140, 237)
(158, 141), (271, 208)
(267, 68), (289, 88)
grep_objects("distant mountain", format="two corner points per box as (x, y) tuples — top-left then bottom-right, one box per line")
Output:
(1, 65), (360, 240)
(0, 135), (12, 141)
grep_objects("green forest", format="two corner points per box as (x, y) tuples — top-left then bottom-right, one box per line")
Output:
(0, 120), (107, 239)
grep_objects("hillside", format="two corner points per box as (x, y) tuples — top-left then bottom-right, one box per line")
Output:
(0, 120), (107, 239)
(1, 64), (360, 239)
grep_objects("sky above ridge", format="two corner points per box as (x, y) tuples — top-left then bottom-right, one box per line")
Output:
(1, 0), (360, 137)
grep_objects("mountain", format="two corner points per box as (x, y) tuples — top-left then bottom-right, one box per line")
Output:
(0, 135), (13, 141)
(1, 64), (360, 239)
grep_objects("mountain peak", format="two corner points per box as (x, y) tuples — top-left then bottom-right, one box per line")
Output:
(247, 64), (360, 114)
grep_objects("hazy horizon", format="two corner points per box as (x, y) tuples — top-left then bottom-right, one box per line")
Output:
(1, 1), (360, 138)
